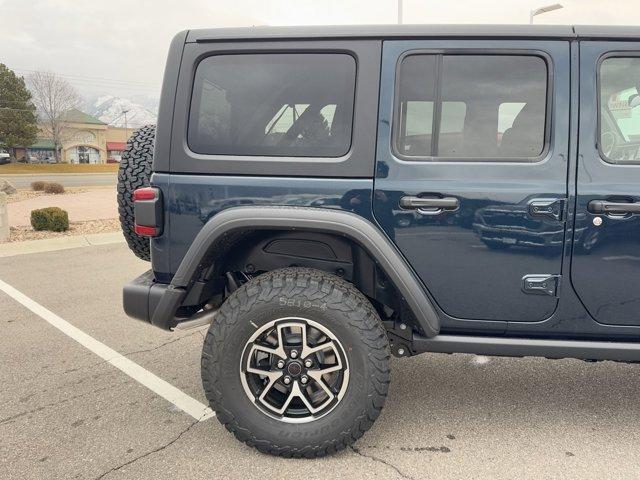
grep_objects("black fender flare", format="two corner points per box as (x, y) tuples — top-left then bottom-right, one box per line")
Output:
(152, 206), (440, 337)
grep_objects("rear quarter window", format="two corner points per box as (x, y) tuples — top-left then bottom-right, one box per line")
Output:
(188, 53), (356, 158)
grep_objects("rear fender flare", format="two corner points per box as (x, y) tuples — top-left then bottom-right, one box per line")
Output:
(153, 206), (440, 336)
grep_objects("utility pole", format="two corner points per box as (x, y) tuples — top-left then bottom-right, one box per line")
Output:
(398, 0), (403, 25)
(529, 3), (563, 24)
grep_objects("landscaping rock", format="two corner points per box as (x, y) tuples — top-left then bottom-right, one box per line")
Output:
(0, 178), (17, 195)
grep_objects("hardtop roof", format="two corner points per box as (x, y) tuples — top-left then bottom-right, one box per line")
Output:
(186, 24), (640, 43)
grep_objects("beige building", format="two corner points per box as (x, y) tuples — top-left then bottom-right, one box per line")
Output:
(23, 109), (131, 164)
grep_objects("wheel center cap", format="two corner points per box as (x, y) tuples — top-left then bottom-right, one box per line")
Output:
(287, 361), (302, 377)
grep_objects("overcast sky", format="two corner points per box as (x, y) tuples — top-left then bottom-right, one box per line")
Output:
(1, 0), (639, 101)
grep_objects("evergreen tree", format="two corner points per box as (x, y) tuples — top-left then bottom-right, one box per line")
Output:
(0, 64), (38, 159)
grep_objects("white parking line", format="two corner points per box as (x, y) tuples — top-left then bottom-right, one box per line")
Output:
(0, 278), (215, 422)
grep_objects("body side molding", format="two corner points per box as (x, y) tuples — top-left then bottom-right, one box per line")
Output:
(152, 206), (440, 336)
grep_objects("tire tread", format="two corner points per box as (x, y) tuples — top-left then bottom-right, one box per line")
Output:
(201, 267), (390, 458)
(117, 124), (155, 261)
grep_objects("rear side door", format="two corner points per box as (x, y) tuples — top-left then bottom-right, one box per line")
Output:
(572, 41), (640, 326)
(374, 39), (571, 330)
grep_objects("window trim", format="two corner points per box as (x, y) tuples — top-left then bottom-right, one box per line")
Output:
(596, 51), (640, 165)
(186, 51), (358, 159)
(391, 49), (554, 163)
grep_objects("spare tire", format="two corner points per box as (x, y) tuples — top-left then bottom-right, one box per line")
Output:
(117, 124), (155, 261)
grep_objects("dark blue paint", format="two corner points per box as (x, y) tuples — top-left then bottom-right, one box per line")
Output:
(572, 42), (640, 327)
(150, 174), (373, 282)
(150, 38), (640, 341)
(374, 40), (570, 325)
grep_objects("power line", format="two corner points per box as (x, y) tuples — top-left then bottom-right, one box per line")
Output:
(14, 68), (161, 90)
(12, 67), (161, 88)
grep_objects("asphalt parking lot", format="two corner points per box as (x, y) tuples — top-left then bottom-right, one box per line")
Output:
(2, 243), (640, 479)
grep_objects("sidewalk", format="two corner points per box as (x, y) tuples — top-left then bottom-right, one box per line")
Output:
(8, 188), (117, 226)
(0, 231), (124, 257)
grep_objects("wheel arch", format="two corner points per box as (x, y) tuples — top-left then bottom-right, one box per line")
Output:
(152, 206), (440, 337)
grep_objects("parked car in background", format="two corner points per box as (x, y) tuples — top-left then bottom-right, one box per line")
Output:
(0, 151), (10, 165)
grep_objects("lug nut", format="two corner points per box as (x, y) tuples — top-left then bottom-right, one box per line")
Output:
(277, 360), (285, 369)
(304, 359), (313, 368)
(283, 376), (291, 385)
(290, 349), (299, 359)
(300, 375), (308, 385)
(398, 348), (405, 356)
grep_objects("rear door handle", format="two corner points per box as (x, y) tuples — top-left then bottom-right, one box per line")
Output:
(588, 200), (640, 215)
(400, 196), (459, 215)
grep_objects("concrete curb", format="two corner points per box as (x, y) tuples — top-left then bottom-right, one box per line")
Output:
(0, 231), (125, 258)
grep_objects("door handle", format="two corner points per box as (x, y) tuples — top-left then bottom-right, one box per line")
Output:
(400, 196), (459, 214)
(588, 200), (640, 215)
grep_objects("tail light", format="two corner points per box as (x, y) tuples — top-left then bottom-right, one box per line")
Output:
(133, 187), (163, 237)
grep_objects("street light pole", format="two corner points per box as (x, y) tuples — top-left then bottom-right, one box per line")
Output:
(398, 0), (403, 25)
(529, 3), (563, 24)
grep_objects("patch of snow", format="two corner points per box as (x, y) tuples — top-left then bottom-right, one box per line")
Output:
(89, 95), (157, 128)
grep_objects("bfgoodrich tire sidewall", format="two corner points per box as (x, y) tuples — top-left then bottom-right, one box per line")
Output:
(205, 296), (373, 450)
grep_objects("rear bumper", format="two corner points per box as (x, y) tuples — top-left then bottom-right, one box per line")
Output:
(123, 270), (169, 325)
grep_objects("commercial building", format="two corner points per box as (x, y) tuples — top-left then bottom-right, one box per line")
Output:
(15, 109), (132, 164)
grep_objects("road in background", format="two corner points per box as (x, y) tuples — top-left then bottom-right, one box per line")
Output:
(2, 243), (640, 479)
(3, 173), (116, 188)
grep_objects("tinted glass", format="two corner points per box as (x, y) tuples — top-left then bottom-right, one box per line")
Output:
(396, 55), (437, 156)
(599, 57), (640, 164)
(189, 54), (356, 157)
(395, 54), (548, 160)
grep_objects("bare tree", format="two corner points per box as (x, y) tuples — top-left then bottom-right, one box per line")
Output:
(27, 71), (81, 162)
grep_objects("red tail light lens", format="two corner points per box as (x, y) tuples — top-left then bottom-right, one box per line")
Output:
(133, 187), (162, 237)
(134, 225), (157, 236)
(133, 187), (157, 201)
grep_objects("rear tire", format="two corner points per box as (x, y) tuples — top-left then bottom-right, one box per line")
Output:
(117, 124), (155, 261)
(201, 267), (390, 457)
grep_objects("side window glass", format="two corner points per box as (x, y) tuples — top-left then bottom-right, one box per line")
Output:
(438, 101), (467, 156)
(395, 54), (548, 161)
(402, 101), (434, 154)
(498, 103), (526, 145)
(189, 53), (356, 157)
(265, 104), (310, 135)
(395, 55), (437, 157)
(599, 57), (640, 164)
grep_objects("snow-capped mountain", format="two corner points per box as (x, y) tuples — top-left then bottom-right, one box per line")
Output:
(89, 95), (158, 127)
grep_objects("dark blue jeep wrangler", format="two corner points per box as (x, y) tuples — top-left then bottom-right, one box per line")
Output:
(118, 24), (640, 457)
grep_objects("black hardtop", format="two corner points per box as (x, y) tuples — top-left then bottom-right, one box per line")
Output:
(186, 24), (640, 43)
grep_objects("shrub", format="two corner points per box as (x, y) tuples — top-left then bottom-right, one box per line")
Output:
(43, 182), (65, 194)
(31, 181), (46, 191)
(30, 207), (69, 232)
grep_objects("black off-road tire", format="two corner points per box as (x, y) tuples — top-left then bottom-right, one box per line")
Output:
(117, 124), (155, 261)
(201, 267), (391, 458)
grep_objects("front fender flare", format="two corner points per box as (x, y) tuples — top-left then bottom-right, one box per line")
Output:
(153, 206), (440, 336)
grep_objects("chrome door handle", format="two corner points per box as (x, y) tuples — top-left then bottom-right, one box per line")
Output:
(400, 196), (459, 215)
(588, 200), (640, 215)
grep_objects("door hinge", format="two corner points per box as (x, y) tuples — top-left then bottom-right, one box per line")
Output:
(528, 198), (566, 222)
(522, 274), (561, 297)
